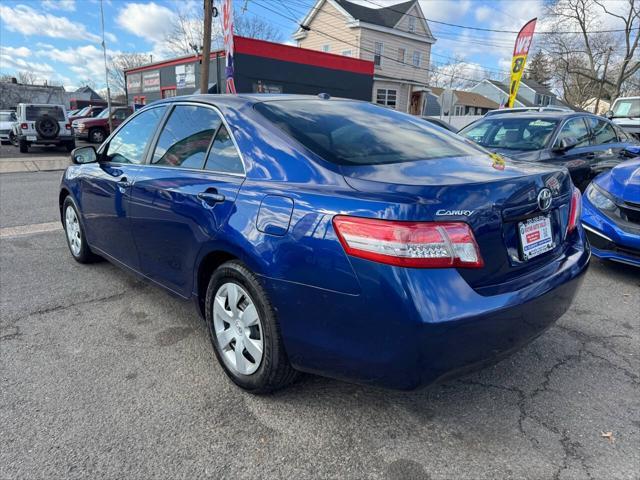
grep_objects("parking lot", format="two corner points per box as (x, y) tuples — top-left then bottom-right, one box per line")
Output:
(0, 170), (638, 479)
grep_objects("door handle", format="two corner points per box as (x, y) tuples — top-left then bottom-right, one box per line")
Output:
(198, 191), (225, 204)
(118, 177), (131, 188)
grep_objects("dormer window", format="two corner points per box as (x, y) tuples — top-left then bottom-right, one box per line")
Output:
(408, 16), (416, 33)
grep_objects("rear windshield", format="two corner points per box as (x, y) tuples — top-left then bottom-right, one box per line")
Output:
(254, 100), (483, 166)
(25, 105), (65, 121)
(612, 98), (639, 117)
(459, 117), (558, 151)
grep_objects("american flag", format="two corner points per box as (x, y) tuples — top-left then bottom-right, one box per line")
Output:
(222, 0), (236, 94)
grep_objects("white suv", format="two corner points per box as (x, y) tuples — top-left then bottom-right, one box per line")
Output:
(13, 103), (75, 153)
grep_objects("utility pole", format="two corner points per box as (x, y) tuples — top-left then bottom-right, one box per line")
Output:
(99, 0), (112, 133)
(200, 0), (213, 94)
(447, 70), (455, 124)
(594, 47), (612, 114)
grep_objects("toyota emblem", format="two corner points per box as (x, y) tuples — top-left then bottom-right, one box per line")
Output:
(537, 188), (552, 212)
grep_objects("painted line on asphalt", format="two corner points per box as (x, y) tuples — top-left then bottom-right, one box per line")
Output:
(0, 221), (62, 238)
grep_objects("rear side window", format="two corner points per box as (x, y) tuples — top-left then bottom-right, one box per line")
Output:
(105, 106), (166, 164)
(25, 106), (65, 121)
(586, 117), (617, 145)
(152, 105), (221, 169)
(554, 117), (590, 148)
(255, 100), (482, 165)
(204, 125), (244, 174)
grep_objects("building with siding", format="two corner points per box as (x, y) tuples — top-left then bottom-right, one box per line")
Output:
(423, 87), (498, 116)
(469, 78), (569, 109)
(293, 0), (436, 114)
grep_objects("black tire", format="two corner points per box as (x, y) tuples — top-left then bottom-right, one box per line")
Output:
(9, 131), (17, 146)
(62, 196), (101, 264)
(89, 128), (106, 144)
(64, 140), (76, 152)
(205, 260), (298, 393)
(19, 139), (28, 153)
(35, 115), (59, 139)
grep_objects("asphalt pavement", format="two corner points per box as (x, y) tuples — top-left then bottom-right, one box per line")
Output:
(1, 170), (639, 479)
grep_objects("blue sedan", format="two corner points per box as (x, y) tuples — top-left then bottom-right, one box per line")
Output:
(582, 158), (640, 267)
(59, 95), (589, 392)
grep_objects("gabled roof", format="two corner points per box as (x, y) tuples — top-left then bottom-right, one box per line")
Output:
(521, 78), (555, 97)
(487, 79), (535, 107)
(334, 0), (416, 28)
(429, 87), (499, 109)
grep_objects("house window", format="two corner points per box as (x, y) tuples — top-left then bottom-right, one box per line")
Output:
(342, 50), (352, 57)
(374, 42), (383, 66)
(397, 47), (406, 63)
(412, 50), (421, 67)
(376, 88), (397, 108)
(322, 44), (330, 52)
(408, 16), (416, 33)
(454, 105), (464, 116)
(253, 81), (283, 93)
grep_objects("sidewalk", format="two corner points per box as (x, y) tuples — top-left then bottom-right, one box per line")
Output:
(0, 156), (70, 173)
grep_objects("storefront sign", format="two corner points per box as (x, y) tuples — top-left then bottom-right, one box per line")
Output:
(142, 70), (160, 92)
(127, 73), (142, 93)
(176, 64), (195, 89)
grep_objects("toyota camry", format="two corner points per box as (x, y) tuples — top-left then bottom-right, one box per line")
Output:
(60, 95), (590, 392)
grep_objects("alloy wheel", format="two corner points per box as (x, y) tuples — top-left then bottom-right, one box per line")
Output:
(65, 205), (82, 256)
(213, 282), (264, 375)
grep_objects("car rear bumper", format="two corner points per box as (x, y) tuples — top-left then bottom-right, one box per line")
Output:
(262, 229), (590, 389)
(18, 134), (74, 144)
(581, 195), (640, 267)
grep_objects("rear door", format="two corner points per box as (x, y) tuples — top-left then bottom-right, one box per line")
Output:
(129, 103), (245, 297)
(81, 105), (168, 269)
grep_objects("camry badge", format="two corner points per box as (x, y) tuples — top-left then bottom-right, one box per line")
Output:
(435, 209), (474, 216)
(537, 188), (552, 212)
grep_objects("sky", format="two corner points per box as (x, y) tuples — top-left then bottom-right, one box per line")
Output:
(0, 0), (624, 91)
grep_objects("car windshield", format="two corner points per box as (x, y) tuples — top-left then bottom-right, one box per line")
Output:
(254, 100), (484, 166)
(612, 98), (640, 117)
(0, 112), (15, 122)
(74, 107), (90, 117)
(459, 117), (559, 151)
(95, 108), (112, 119)
(25, 105), (65, 121)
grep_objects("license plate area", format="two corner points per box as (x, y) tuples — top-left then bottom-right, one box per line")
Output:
(519, 215), (554, 261)
(26, 135), (37, 141)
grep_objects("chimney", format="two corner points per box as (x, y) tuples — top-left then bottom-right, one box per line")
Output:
(11, 77), (17, 84)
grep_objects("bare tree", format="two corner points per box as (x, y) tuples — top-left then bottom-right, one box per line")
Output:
(108, 52), (151, 94)
(17, 71), (38, 85)
(544, 0), (639, 105)
(165, 8), (283, 56)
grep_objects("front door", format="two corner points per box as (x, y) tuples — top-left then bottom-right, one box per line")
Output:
(129, 104), (245, 297)
(80, 105), (167, 269)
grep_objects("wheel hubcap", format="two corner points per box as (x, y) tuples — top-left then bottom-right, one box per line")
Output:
(213, 282), (263, 376)
(65, 205), (81, 256)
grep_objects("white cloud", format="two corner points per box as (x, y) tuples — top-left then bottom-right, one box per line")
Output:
(36, 44), (110, 81)
(419, 0), (472, 23)
(42, 0), (76, 12)
(474, 6), (492, 22)
(0, 4), (101, 42)
(117, 2), (176, 42)
(0, 46), (31, 58)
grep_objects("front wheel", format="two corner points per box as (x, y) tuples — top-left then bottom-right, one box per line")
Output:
(89, 128), (106, 144)
(205, 261), (298, 393)
(62, 197), (100, 263)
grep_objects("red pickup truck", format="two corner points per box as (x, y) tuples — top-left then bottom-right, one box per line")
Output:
(72, 106), (132, 143)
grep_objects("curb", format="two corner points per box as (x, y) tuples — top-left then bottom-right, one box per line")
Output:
(0, 157), (70, 174)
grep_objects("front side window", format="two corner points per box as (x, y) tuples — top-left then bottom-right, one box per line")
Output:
(586, 117), (618, 145)
(204, 124), (244, 174)
(105, 106), (166, 164)
(374, 42), (383, 66)
(554, 117), (590, 148)
(459, 117), (559, 151)
(254, 99), (485, 166)
(412, 51), (421, 67)
(376, 89), (397, 108)
(113, 109), (129, 121)
(152, 105), (221, 169)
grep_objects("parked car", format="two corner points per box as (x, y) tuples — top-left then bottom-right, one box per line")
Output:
(484, 106), (573, 117)
(607, 96), (640, 140)
(458, 111), (639, 191)
(73, 106), (132, 143)
(0, 110), (17, 144)
(13, 103), (74, 153)
(581, 158), (640, 267)
(60, 95), (589, 392)
(420, 116), (458, 132)
(68, 105), (105, 123)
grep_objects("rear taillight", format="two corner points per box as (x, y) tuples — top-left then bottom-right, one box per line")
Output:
(332, 215), (484, 268)
(567, 187), (581, 234)
(65, 123), (71, 130)
(20, 123), (28, 129)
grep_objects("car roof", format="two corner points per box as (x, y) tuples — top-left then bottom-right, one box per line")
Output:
(479, 110), (593, 120)
(150, 93), (357, 109)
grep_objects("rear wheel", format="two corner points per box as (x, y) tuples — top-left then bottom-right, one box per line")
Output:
(89, 128), (106, 144)
(62, 197), (100, 263)
(205, 261), (298, 393)
(19, 139), (28, 153)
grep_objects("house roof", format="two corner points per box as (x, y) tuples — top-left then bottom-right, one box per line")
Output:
(521, 78), (555, 97)
(333, 0), (416, 28)
(429, 87), (499, 109)
(487, 79), (535, 107)
(74, 86), (103, 101)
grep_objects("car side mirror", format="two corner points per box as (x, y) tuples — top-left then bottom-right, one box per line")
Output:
(71, 146), (97, 164)
(553, 137), (578, 153)
(605, 110), (613, 119)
